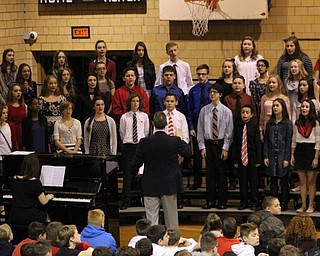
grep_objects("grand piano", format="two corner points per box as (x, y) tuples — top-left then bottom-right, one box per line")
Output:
(2, 153), (120, 244)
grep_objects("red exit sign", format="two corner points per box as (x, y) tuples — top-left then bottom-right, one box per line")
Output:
(71, 26), (90, 39)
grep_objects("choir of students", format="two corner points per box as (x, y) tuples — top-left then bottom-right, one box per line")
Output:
(0, 35), (320, 255)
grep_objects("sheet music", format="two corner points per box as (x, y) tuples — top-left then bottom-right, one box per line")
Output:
(40, 165), (65, 187)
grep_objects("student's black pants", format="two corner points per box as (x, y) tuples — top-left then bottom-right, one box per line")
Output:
(204, 139), (228, 205)
(238, 161), (259, 206)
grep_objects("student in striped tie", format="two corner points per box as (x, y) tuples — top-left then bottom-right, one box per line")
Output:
(119, 93), (150, 210)
(163, 93), (189, 209)
(233, 105), (261, 211)
(197, 84), (233, 210)
(163, 93), (189, 144)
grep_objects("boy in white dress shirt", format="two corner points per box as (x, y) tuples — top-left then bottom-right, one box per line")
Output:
(155, 42), (193, 96)
(197, 84), (233, 210)
(119, 93), (149, 210)
(163, 93), (189, 144)
(163, 93), (189, 209)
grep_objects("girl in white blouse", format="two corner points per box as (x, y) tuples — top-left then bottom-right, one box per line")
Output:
(54, 101), (82, 154)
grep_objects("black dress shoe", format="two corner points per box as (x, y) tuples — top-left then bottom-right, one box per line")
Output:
(281, 204), (288, 211)
(228, 183), (236, 190)
(251, 204), (257, 211)
(177, 200), (184, 209)
(238, 204), (247, 210)
(218, 204), (227, 210)
(203, 202), (215, 209)
(190, 183), (201, 190)
(177, 203), (184, 209)
(120, 202), (129, 210)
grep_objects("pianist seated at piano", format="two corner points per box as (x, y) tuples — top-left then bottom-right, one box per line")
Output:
(56, 224), (94, 256)
(54, 101), (83, 154)
(9, 154), (54, 225)
(84, 96), (117, 155)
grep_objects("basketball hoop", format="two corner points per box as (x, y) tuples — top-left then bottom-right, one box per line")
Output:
(184, 0), (218, 36)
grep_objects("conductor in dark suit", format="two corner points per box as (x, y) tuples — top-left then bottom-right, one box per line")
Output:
(131, 111), (191, 228)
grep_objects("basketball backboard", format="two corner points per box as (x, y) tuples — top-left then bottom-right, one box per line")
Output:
(159, 0), (268, 21)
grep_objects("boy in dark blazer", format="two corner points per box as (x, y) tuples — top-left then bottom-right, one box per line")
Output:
(233, 105), (261, 210)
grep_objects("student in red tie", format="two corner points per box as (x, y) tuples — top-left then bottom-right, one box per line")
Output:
(233, 105), (261, 210)
(163, 93), (189, 144)
(197, 84), (233, 210)
(162, 93), (189, 209)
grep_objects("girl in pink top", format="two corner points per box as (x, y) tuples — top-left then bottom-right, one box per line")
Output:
(259, 74), (291, 140)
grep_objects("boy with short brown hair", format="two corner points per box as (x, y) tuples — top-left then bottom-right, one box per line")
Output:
(231, 223), (259, 256)
(155, 42), (193, 96)
(256, 197), (285, 254)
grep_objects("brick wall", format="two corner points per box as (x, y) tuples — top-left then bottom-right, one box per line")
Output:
(0, 0), (319, 83)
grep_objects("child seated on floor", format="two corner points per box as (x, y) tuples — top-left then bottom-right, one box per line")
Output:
(20, 243), (34, 256)
(116, 246), (140, 256)
(33, 240), (52, 256)
(163, 229), (198, 255)
(92, 246), (113, 256)
(267, 238), (286, 256)
(146, 225), (169, 256)
(56, 224), (93, 256)
(81, 209), (117, 254)
(135, 238), (153, 256)
(12, 221), (46, 256)
(231, 223), (260, 256)
(217, 217), (240, 255)
(0, 223), (14, 256)
(128, 218), (152, 247)
(192, 232), (219, 256)
(256, 196), (285, 254)
(199, 213), (223, 242)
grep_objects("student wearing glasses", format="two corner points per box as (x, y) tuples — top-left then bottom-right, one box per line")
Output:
(197, 84), (233, 210)
(187, 64), (212, 190)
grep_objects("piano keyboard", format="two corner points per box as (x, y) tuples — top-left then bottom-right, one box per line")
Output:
(3, 195), (91, 204)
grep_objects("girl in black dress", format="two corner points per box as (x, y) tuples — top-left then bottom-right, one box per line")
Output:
(10, 154), (54, 224)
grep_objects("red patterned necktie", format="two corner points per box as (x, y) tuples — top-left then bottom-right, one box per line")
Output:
(168, 112), (174, 136)
(212, 108), (218, 140)
(241, 124), (248, 166)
